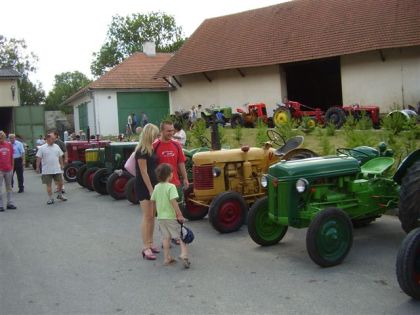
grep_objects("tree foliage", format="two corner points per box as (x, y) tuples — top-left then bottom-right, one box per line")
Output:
(91, 12), (186, 77)
(0, 35), (45, 105)
(45, 71), (91, 113)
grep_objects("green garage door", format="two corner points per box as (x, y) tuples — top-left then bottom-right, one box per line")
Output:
(78, 103), (88, 132)
(117, 92), (169, 133)
(14, 106), (45, 149)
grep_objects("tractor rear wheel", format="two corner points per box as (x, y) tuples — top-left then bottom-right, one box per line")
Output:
(107, 171), (132, 200)
(396, 228), (420, 300)
(182, 184), (208, 220)
(306, 207), (353, 267)
(124, 177), (139, 204)
(230, 115), (244, 129)
(325, 107), (346, 129)
(273, 108), (291, 127)
(92, 168), (110, 195)
(76, 165), (88, 187)
(399, 161), (420, 233)
(83, 167), (99, 191)
(248, 197), (288, 246)
(63, 163), (80, 182)
(208, 191), (248, 233)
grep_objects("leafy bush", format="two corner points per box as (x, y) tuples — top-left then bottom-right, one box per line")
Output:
(188, 119), (208, 148)
(382, 112), (410, 135)
(317, 128), (334, 155)
(234, 125), (243, 145)
(256, 119), (268, 147)
(275, 119), (300, 141)
(325, 122), (336, 136)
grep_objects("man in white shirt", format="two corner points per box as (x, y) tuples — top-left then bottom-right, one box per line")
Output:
(173, 122), (186, 147)
(36, 134), (68, 205)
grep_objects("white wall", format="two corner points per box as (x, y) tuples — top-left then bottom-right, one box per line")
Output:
(169, 65), (284, 114)
(0, 79), (19, 107)
(93, 91), (119, 136)
(341, 46), (420, 112)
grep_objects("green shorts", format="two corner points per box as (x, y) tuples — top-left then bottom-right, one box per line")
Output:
(42, 174), (63, 185)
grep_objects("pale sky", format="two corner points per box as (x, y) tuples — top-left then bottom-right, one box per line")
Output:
(0, 0), (286, 94)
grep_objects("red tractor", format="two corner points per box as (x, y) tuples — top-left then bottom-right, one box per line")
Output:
(231, 103), (275, 128)
(63, 139), (110, 182)
(273, 101), (380, 129)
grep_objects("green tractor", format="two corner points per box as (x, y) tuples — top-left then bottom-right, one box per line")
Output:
(248, 144), (420, 267)
(91, 142), (137, 199)
(200, 106), (233, 127)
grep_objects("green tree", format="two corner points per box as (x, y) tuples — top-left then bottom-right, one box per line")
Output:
(45, 71), (91, 113)
(0, 35), (45, 105)
(91, 12), (186, 76)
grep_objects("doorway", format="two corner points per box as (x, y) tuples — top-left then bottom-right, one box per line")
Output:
(0, 107), (13, 133)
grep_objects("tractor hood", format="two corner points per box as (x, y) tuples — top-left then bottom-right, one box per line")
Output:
(193, 147), (277, 165)
(269, 156), (360, 180)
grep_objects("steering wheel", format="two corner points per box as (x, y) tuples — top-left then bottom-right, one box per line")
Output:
(198, 136), (211, 148)
(336, 148), (371, 159)
(266, 130), (286, 146)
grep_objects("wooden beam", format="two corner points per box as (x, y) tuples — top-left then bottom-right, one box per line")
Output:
(202, 72), (212, 82)
(378, 50), (386, 62)
(172, 76), (182, 87)
(163, 77), (176, 89)
(237, 68), (245, 77)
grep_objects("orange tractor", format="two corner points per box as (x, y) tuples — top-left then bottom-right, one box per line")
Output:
(230, 103), (275, 128)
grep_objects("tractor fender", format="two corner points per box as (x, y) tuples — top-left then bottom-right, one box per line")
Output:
(393, 149), (420, 184)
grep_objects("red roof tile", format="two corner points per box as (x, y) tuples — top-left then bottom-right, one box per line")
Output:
(156, 0), (420, 77)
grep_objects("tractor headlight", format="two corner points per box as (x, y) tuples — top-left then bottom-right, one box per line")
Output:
(212, 167), (221, 177)
(261, 175), (268, 188)
(296, 178), (309, 193)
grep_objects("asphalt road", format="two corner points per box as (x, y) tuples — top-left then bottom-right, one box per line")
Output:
(0, 169), (419, 315)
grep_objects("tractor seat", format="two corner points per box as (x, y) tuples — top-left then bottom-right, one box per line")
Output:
(275, 136), (304, 156)
(361, 157), (395, 176)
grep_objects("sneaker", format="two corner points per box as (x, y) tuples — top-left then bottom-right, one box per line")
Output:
(57, 194), (67, 201)
(18, 189), (24, 193)
(47, 199), (54, 205)
(6, 204), (17, 210)
(0, 207), (4, 212)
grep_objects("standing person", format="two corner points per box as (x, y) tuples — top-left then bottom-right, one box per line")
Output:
(36, 134), (67, 205)
(132, 112), (138, 133)
(135, 123), (160, 260)
(0, 131), (16, 211)
(36, 135), (45, 146)
(141, 112), (149, 127)
(190, 105), (197, 122)
(53, 131), (67, 193)
(154, 121), (189, 192)
(173, 122), (186, 147)
(151, 163), (190, 268)
(127, 113), (133, 132)
(8, 134), (25, 193)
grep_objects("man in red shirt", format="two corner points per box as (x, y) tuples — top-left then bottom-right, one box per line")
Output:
(153, 121), (189, 189)
(0, 131), (16, 211)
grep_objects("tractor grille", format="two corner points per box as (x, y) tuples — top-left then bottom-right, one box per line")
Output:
(193, 165), (213, 190)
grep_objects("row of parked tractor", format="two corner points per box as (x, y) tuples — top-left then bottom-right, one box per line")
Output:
(175, 100), (418, 130)
(33, 117), (420, 299)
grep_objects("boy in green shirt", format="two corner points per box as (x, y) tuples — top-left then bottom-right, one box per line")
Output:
(151, 163), (190, 268)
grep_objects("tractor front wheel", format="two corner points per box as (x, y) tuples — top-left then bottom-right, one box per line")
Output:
(273, 108), (291, 127)
(63, 163), (80, 182)
(399, 161), (420, 233)
(306, 207), (353, 267)
(76, 165), (88, 187)
(107, 171), (132, 200)
(124, 177), (139, 204)
(324, 107), (346, 129)
(182, 184), (208, 220)
(248, 197), (288, 246)
(83, 167), (99, 191)
(92, 168), (110, 195)
(396, 228), (420, 300)
(208, 191), (248, 233)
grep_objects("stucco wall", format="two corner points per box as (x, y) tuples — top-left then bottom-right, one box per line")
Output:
(93, 91), (119, 136)
(169, 65), (284, 114)
(0, 79), (19, 107)
(341, 46), (420, 112)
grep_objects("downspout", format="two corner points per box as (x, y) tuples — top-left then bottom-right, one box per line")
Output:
(89, 89), (98, 135)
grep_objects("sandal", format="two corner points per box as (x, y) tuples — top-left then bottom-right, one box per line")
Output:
(150, 245), (161, 254)
(141, 249), (156, 260)
(163, 257), (177, 266)
(179, 256), (191, 269)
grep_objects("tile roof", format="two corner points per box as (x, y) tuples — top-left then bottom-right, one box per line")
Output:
(63, 52), (172, 105)
(0, 68), (21, 78)
(155, 0), (420, 78)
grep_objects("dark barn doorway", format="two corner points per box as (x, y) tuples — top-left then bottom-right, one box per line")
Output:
(284, 58), (342, 111)
(0, 107), (13, 133)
